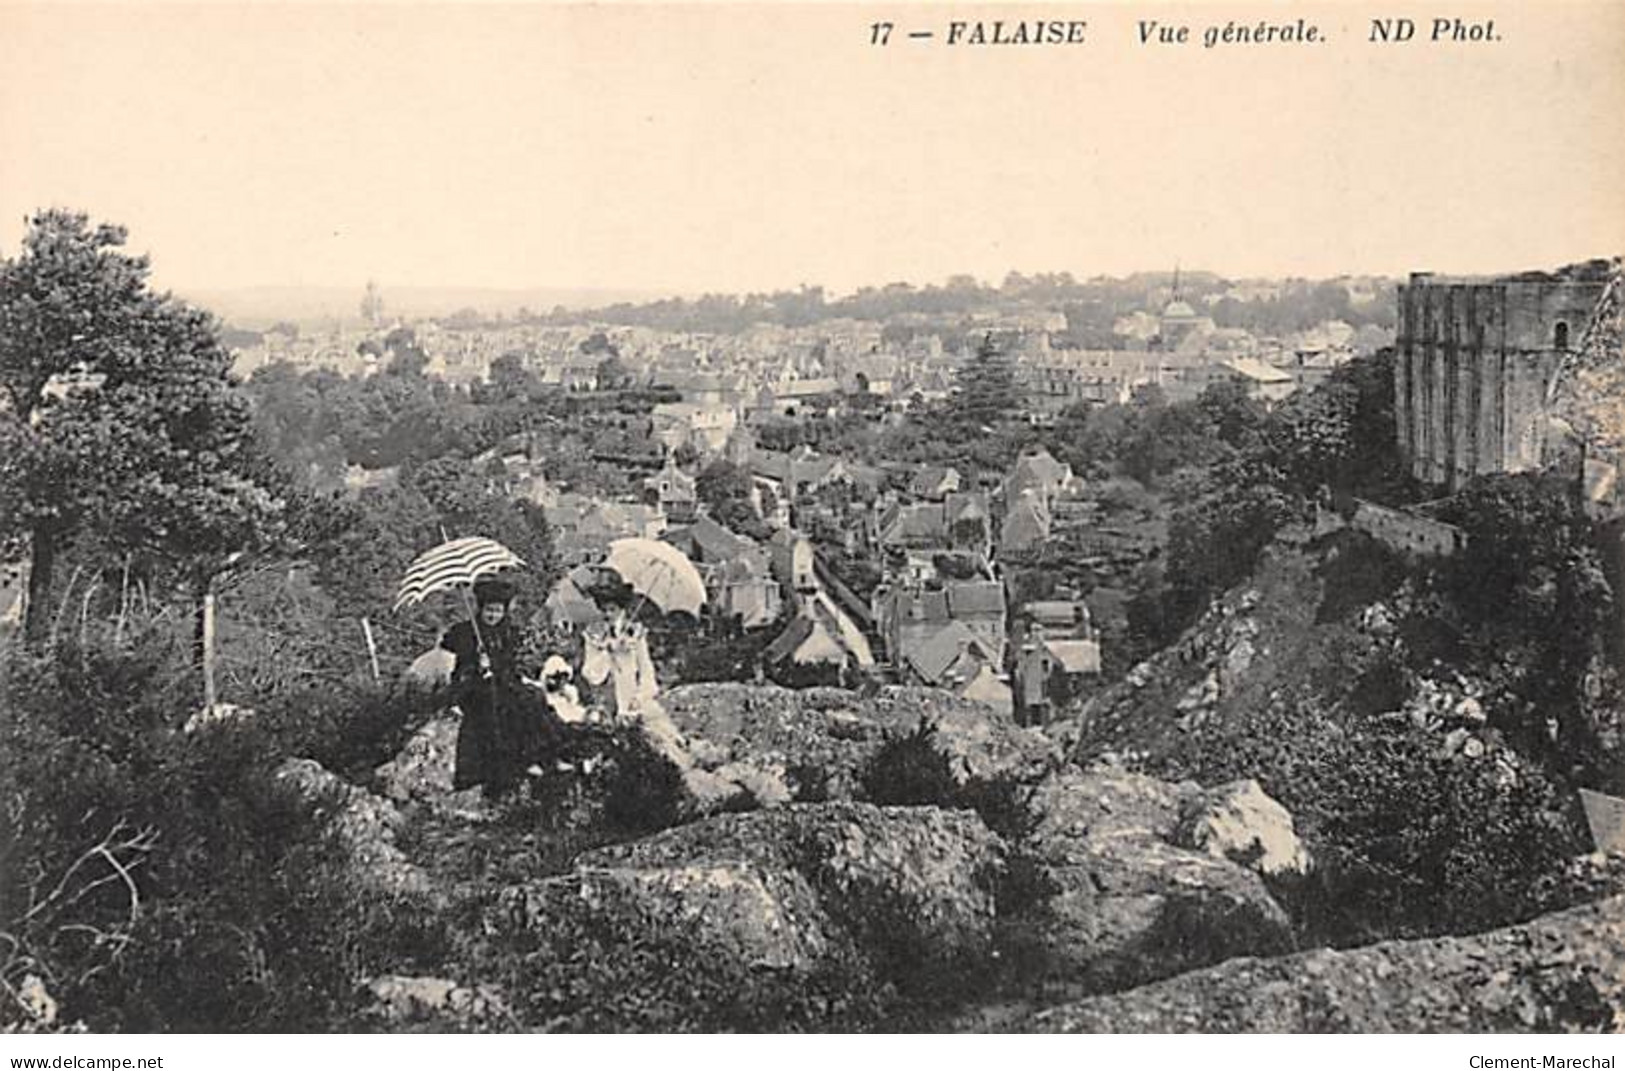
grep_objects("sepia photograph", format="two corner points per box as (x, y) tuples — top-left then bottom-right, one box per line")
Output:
(2, 0), (1624, 1042)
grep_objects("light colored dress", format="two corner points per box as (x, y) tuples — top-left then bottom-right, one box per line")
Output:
(580, 616), (692, 770)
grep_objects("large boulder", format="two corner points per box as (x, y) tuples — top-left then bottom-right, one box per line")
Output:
(273, 758), (436, 900)
(373, 683), (1058, 824)
(375, 714), (460, 804)
(494, 859), (835, 973)
(579, 802), (1007, 980)
(663, 683), (1059, 805)
(1023, 894), (1625, 1032)
(477, 802), (1006, 1029)
(1012, 767), (1296, 994)
(402, 648), (454, 689)
(1178, 778), (1312, 879)
(363, 975), (511, 1031)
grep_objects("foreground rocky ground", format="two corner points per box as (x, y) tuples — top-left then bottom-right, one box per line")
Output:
(263, 680), (1624, 1032)
(1023, 895), (1625, 1032)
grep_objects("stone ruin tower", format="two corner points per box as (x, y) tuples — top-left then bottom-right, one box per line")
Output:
(1395, 258), (1625, 685)
(1392, 258), (1622, 499)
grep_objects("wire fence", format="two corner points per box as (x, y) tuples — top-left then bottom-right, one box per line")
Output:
(0, 558), (459, 714)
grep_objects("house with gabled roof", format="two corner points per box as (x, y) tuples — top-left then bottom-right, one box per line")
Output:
(762, 588), (875, 686)
(943, 580), (1008, 664)
(902, 620), (1012, 714)
(644, 456), (697, 522)
(1000, 489), (1051, 555)
(545, 571), (606, 632)
(908, 465), (961, 502)
(1004, 447), (1079, 507)
(876, 577), (1007, 683)
(748, 445), (856, 506)
(1012, 595), (1102, 725)
(662, 516), (783, 628)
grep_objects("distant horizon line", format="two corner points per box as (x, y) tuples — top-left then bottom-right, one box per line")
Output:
(168, 256), (1622, 303)
(159, 251), (1624, 320)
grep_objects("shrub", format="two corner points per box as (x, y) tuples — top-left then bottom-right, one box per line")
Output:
(1128, 687), (1587, 944)
(861, 721), (1045, 841)
(0, 636), (450, 1031)
(464, 892), (887, 1032)
(859, 720), (1055, 934)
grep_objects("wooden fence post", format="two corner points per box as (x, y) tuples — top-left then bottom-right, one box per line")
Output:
(361, 616), (382, 682)
(202, 587), (218, 713)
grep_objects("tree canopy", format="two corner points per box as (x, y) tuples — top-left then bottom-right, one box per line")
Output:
(0, 210), (284, 642)
(950, 333), (1022, 430)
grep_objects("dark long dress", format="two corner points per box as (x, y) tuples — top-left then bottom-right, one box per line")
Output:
(443, 619), (549, 798)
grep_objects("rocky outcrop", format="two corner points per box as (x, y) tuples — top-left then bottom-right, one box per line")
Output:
(580, 802), (1006, 977)
(363, 975), (511, 1030)
(1179, 778), (1312, 878)
(663, 683), (1059, 804)
(495, 859), (834, 974)
(477, 802), (1007, 1028)
(371, 683), (1057, 820)
(1023, 894), (1625, 1032)
(401, 648), (454, 689)
(375, 715), (460, 804)
(273, 758), (436, 899)
(370, 705), (757, 821)
(1011, 767), (1298, 994)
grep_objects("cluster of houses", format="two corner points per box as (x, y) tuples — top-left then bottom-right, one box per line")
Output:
(461, 415), (1104, 721)
(476, 437), (875, 685)
(232, 314), (964, 416)
(235, 282), (1400, 722)
(848, 446), (1104, 721)
(1015, 295), (1372, 415)
(229, 284), (1389, 449)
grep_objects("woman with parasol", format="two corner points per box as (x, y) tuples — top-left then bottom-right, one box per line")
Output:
(440, 576), (552, 799)
(396, 536), (558, 801)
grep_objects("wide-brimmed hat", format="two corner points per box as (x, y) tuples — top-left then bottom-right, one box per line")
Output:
(472, 576), (516, 606)
(541, 654), (573, 679)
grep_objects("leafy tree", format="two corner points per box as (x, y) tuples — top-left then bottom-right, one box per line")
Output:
(1435, 474), (1617, 780)
(1262, 383), (1356, 497)
(595, 353), (633, 391)
(1121, 396), (1225, 485)
(309, 484), (442, 627)
(485, 351), (538, 403)
(671, 441), (702, 470)
(695, 460), (767, 539)
(1259, 349), (1403, 502)
(1197, 378), (1269, 452)
(0, 210), (283, 644)
(247, 362), (348, 489)
(381, 326), (428, 377)
(1149, 456), (1301, 645)
(579, 331), (618, 357)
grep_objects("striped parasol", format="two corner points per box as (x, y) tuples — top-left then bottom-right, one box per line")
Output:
(394, 535), (526, 611)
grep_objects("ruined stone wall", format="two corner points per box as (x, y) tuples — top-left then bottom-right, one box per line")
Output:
(1547, 265), (1625, 516)
(1351, 499), (1464, 558)
(1394, 269), (1610, 490)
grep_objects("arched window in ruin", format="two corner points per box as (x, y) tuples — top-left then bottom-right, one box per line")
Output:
(1554, 321), (1570, 350)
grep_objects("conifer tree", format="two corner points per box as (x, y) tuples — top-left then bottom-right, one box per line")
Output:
(951, 332), (1022, 428)
(0, 210), (283, 643)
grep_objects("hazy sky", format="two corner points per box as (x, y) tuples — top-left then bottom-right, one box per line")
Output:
(2, 1), (1623, 296)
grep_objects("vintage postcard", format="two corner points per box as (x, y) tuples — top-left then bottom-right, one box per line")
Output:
(1, 0), (1624, 1045)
